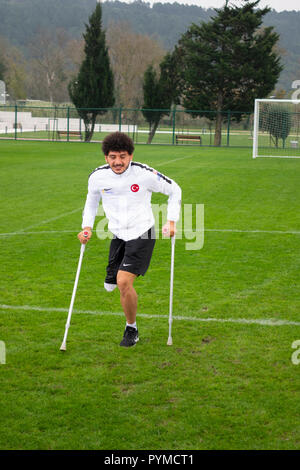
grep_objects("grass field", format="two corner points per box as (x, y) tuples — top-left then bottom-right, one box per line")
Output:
(0, 141), (300, 450)
(3, 130), (300, 155)
(1, 128), (253, 146)
(0, 128), (246, 147)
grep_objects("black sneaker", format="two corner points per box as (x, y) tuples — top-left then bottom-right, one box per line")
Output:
(120, 326), (139, 347)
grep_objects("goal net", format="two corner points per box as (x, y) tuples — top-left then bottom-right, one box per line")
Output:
(253, 99), (300, 158)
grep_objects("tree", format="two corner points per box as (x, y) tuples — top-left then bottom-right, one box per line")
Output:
(176, 0), (282, 146)
(0, 37), (27, 101)
(27, 31), (84, 103)
(0, 1), (299, 93)
(29, 29), (69, 103)
(106, 21), (165, 109)
(68, 2), (114, 142)
(142, 52), (180, 144)
(0, 58), (5, 81)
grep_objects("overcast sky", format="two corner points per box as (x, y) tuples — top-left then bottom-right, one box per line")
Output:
(121, 1), (300, 12)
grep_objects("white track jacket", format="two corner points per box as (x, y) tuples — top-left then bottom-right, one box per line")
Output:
(82, 161), (182, 241)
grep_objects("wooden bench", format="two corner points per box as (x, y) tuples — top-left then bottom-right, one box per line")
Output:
(176, 134), (201, 145)
(57, 130), (82, 140)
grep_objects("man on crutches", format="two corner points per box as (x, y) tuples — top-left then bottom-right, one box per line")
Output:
(64, 132), (181, 349)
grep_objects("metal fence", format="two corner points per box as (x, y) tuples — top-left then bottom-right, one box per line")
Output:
(0, 104), (254, 147)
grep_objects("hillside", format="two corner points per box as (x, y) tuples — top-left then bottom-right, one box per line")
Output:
(1, 0), (299, 92)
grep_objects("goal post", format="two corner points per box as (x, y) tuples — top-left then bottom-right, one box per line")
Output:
(253, 99), (300, 159)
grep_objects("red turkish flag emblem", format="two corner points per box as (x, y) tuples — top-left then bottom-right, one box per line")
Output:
(131, 184), (139, 192)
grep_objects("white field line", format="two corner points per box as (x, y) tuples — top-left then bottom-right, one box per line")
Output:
(0, 230), (78, 236)
(257, 155), (300, 159)
(205, 228), (300, 235)
(0, 303), (300, 327)
(1, 228), (300, 237)
(10, 207), (83, 236)
(157, 154), (196, 166)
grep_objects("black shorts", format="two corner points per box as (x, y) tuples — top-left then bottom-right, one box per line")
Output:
(105, 226), (156, 284)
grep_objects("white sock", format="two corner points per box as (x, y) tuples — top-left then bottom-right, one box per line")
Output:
(126, 322), (137, 330)
(104, 282), (117, 292)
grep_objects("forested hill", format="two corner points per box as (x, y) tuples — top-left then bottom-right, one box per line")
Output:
(1, 0), (212, 49)
(1, 0), (299, 91)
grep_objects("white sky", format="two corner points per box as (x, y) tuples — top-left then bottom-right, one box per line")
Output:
(120, 1), (300, 12)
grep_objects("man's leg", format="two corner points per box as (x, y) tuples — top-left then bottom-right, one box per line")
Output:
(117, 270), (137, 325)
(116, 227), (155, 347)
(117, 270), (139, 347)
(104, 238), (125, 291)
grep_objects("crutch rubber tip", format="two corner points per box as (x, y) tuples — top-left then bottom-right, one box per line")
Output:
(167, 337), (173, 346)
(60, 342), (66, 351)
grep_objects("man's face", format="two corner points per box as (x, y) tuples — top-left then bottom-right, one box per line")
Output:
(105, 150), (133, 174)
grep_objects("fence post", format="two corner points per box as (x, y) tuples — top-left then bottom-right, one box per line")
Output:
(119, 107), (122, 132)
(67, 107), (70, 142)
(172, 108), (176, 145)
(14, 104), (18, 140)
(227, 110), (231, 146)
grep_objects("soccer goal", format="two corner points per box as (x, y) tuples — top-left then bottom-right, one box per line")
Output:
(253, 99), (300, 159)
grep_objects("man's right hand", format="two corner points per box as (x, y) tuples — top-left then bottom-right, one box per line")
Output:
(77, 227), (92, 244)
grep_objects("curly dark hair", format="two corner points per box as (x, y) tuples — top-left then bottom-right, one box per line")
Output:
(102, 132), (135, 156)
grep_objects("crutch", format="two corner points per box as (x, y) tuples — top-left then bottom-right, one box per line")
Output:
(167, 235), (176, 346)
(60, 242), (86, 351)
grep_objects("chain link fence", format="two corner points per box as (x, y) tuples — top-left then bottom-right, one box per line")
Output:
(0, 104), (253, 147)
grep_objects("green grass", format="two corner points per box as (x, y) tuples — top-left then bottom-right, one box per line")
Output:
(4, 129), (299, 152)
(1, 129), (254, 146)
(0, 141), (300, 450)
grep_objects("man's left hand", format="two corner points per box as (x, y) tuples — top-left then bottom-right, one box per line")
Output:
(162, 221), (176, 238)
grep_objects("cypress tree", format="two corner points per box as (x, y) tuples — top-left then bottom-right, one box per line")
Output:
(142, 52), (180, 144)
(68, 2), (114, 142)
(0, 60), (5, 81)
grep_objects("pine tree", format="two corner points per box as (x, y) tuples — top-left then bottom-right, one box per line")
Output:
(68, 2), (114, 142)
(0, 60), (5, 81)
(176, 0), (282, 146)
